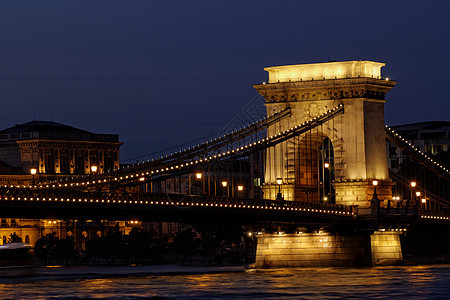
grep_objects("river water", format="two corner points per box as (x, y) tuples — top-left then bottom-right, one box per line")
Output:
(1, 264), (450, 299)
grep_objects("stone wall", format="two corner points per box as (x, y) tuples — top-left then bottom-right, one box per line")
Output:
(255, 232), (371, 268)
(255, 231), (403, 268)
(370, 231), (403, 265)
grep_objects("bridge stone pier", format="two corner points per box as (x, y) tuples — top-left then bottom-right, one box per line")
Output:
(253, 60), (402, 267)
(254, 60), (396, 208)
(255, 231), (403, 268)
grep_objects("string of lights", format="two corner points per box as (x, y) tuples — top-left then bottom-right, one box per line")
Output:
(385, 125), (450, 175)
(12, 105), (344, 190)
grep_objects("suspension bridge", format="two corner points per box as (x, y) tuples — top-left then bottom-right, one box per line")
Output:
(1, 60), (449, 267)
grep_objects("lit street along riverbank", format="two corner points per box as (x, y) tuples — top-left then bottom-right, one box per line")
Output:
(1, 264), (450, 299)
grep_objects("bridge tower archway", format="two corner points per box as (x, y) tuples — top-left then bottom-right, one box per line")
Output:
(292, 131), (337, 203)
(254, 60), (397, 208)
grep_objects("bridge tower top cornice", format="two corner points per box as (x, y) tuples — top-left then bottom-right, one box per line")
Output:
(263, 60), (386, 83)
(254, 61), (396, 104)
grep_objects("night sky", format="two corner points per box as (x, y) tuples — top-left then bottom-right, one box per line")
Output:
(1, 1), (449, 160)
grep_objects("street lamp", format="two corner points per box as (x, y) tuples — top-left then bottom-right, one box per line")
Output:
(237, 185), (244, 197)
(30, 168), (37, 185)
(195, 172), (205, 194)
(371, 180), (380, 214)
(221, 181), (228, 197)
(91, 165), (98, 173)
(276, 178), (283, 200)
(324, 162), (330, 169)
(408, 181), (417, 209)
(421, 198), (427, 210)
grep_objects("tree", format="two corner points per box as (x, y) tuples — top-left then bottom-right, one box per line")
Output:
(7, 232), (22, 244)
(34, 233), (59, 266)
(55, 236), (77, 266)
(34, 233), (77, 266)
(128, 227), (157, 263)
(192, 223), (243, 265)
(172, 226), (197, 264)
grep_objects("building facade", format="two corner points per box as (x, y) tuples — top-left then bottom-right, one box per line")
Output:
(0, 120), (122, 184)
(0, 120), (123, 246)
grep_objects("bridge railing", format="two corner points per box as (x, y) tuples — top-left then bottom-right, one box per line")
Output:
(419, 211), (450, 221)
(0, 186), (354, 217)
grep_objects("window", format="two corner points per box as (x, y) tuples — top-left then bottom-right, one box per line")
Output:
(25, 235), (30, 244)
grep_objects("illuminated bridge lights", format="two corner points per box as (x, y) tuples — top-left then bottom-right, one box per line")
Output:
(37, 105), (343, 189)
(386, 126), (450, 175)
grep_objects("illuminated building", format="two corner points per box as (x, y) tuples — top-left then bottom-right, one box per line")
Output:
(0, 120), (123, 246)
(0, 120), (122, 185)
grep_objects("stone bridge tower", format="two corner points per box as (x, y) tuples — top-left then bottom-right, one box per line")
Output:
(253, 60), (396, 208)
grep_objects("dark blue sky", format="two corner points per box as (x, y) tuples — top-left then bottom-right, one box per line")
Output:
(0, 1), (449, 160)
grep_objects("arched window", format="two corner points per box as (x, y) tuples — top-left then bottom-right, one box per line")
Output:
(25, 235), (30, 244)
(319, 137), (335, 203)
(2, 236), (6, 245)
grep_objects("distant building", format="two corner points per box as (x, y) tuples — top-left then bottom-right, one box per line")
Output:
(0, 120), (122, 184)
(387, 121), (450, 169)
(0, 120), (123, 246)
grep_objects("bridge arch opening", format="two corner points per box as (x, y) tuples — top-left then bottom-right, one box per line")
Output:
(319, 137), (335, 204)
(294, 132), (336, 203)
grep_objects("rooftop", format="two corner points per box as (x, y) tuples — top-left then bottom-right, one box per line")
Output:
(0, 120), (91, 135)
(0, 120), (120, 143)
(392, 121), (450, 131)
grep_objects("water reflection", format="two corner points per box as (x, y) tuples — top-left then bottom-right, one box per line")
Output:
(1, 265), (450, 299)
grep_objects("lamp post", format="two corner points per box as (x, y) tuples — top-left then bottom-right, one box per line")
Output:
(276, 178), (283, 200)
(196, 172), (204, 195)
(415, 191), (421, 212)
(237, 185), (244, 198)
(221, 181), (228, 197)
(421, 198), (427, 210)
(393, 196), (401, 213)
(371, 180), (380, 215)
(407, 181), (417, 211)
(91, 165), (98, 174)
(30, 168), (37, 185)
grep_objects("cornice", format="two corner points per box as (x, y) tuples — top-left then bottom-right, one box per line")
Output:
(253, 77), (396, 103)
(16, 139), (123, 148)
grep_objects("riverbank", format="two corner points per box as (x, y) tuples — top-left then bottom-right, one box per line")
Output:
(36, 264), (248, 278)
